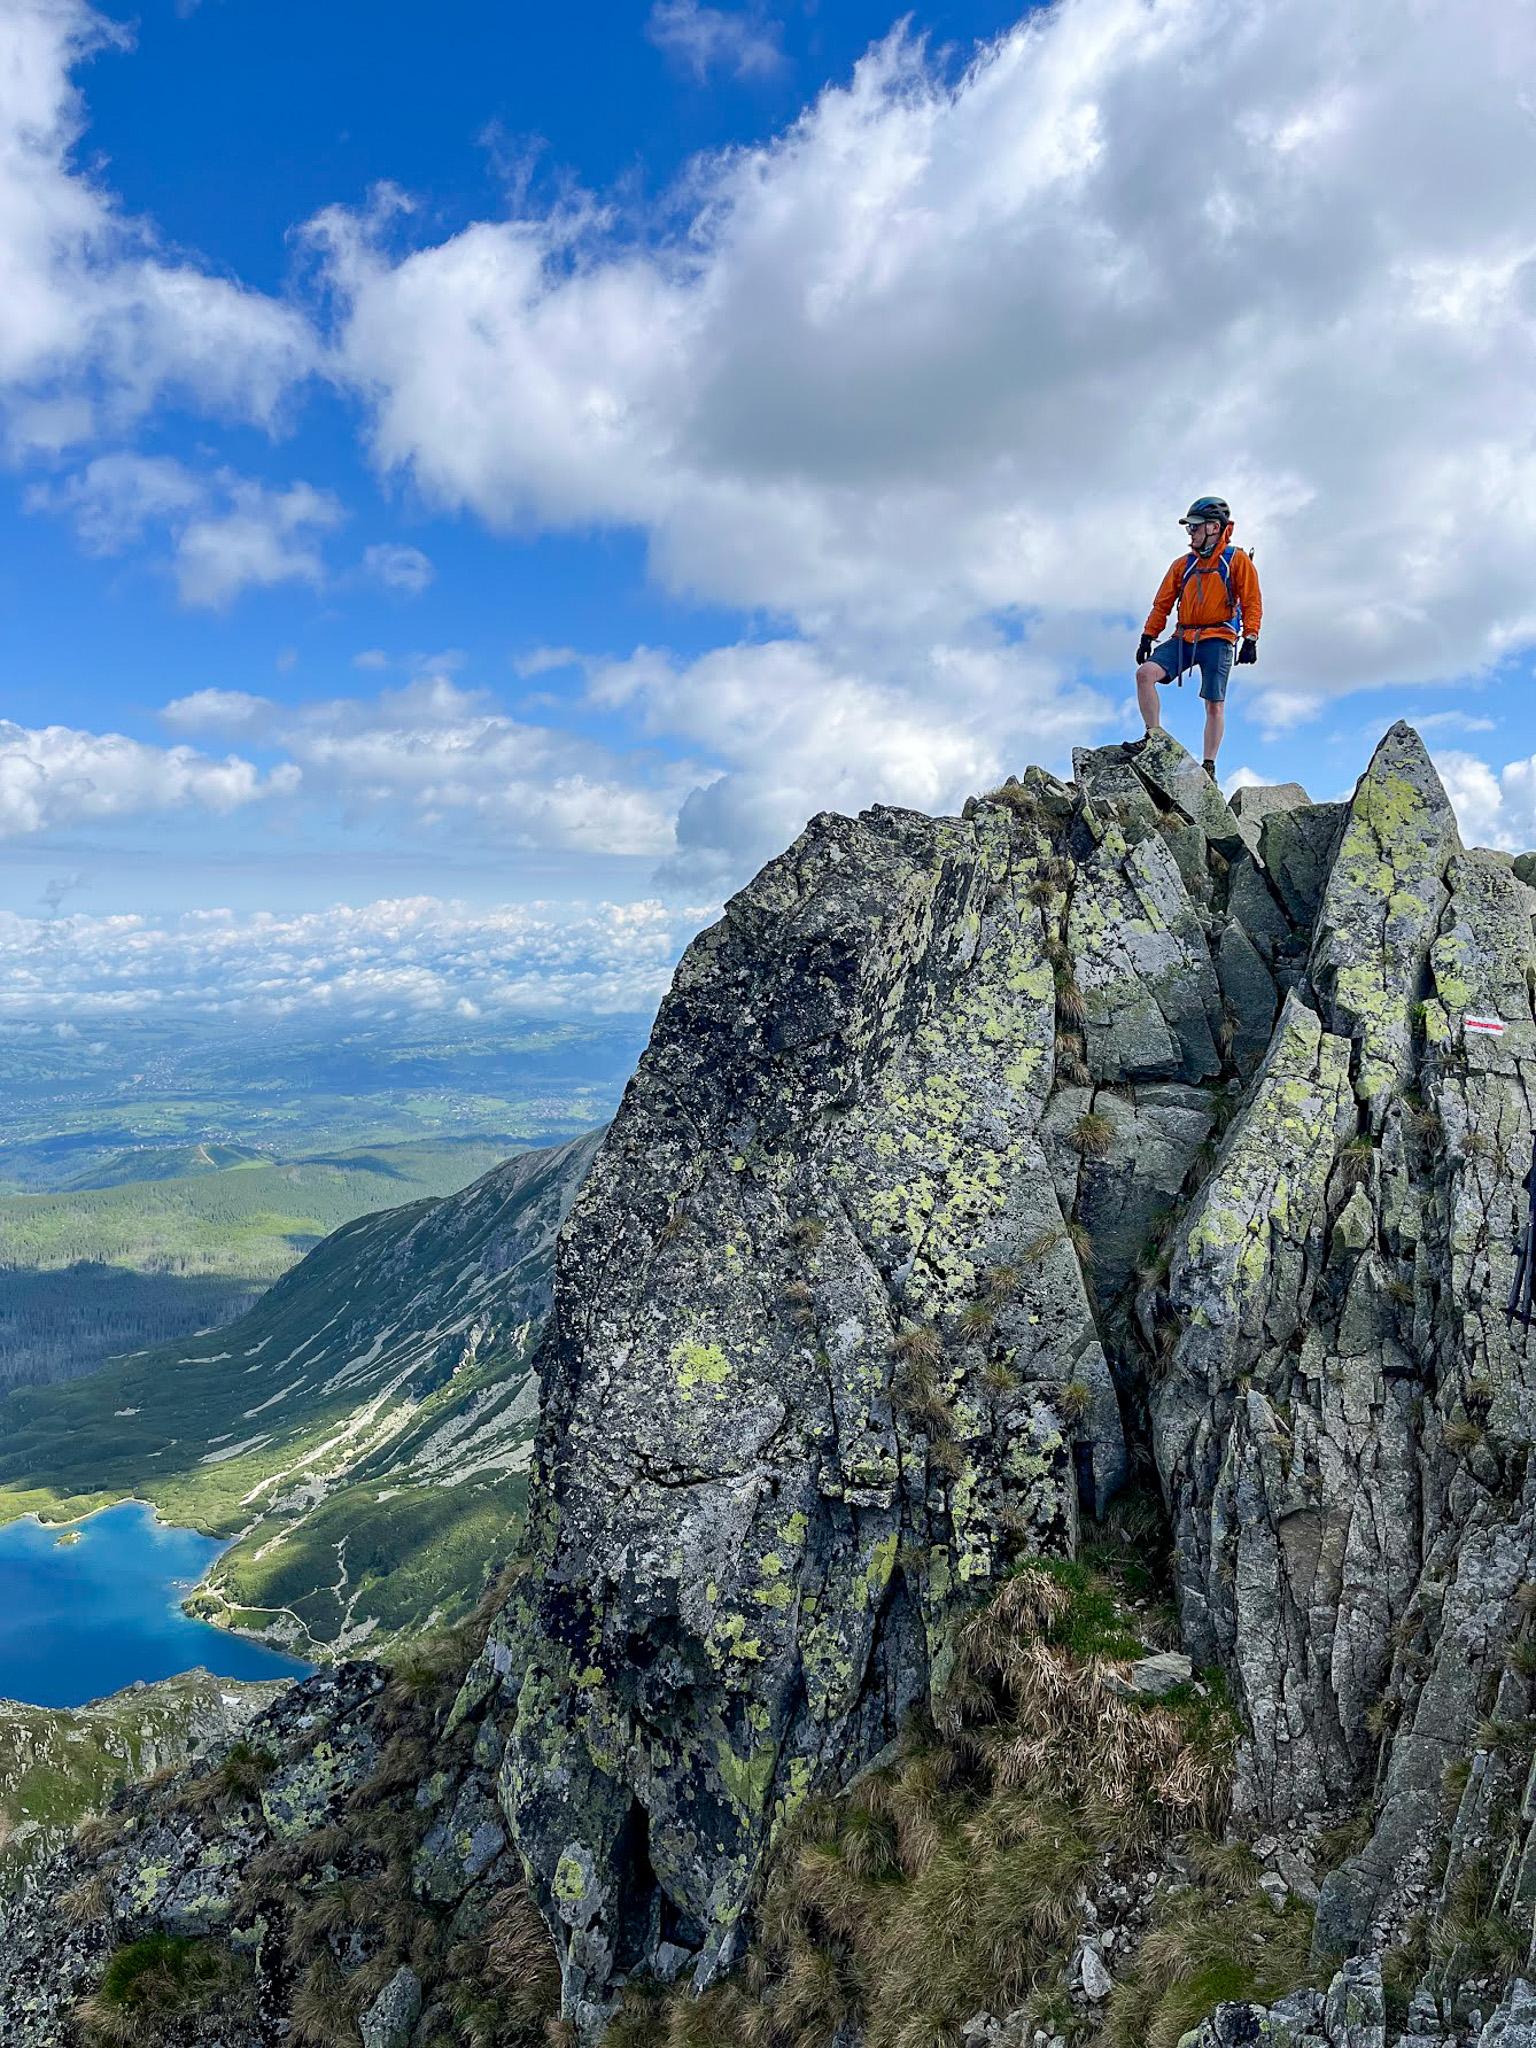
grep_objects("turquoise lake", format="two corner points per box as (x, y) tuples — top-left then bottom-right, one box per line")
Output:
(0, 1500), (312, 1709)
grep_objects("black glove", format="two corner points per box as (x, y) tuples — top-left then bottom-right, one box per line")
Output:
(1136, 635), (1153, 665)
(1237, 636), (1258, 665)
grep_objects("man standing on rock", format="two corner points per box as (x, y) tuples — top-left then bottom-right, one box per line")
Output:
(1126, 496), (1262, 779)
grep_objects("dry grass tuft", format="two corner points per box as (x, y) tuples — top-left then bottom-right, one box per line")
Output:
(1055, 977), (1087, 1027)
(614, 1553), (1244, 2048)
(1022, 1227), (1068, 1265)
(59, 1871), (111, 1926)
(1337, 1134), (1375, 1189)
(983, 779), (1038, 820)
(657, 1199), (691, 1245)
(1072, 1111), (1115, 1160)
(1055, 1031), (1092, 1086)
(928, 1437), (968, 1478)
(958, 1298), (999, 1337)
(1057, 1380), (1092, 1422)
(890, 1356), (956, 1437)
(888, 1322), (943, 1368)
(73, 1812), (129, 1858)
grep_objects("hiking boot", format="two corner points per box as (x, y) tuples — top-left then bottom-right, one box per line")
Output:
(1123, 733), (1151, 758)
(1202, 758), (1218, 778)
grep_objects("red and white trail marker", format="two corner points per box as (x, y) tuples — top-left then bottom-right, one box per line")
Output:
(1464, 1015), (1506, 1036)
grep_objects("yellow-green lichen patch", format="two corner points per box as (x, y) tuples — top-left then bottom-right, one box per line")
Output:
(716, 1738), (777, 1818)
(672, 1341), (731, 1402)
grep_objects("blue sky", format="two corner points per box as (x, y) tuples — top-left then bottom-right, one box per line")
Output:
(2, 0), (1534, 1025)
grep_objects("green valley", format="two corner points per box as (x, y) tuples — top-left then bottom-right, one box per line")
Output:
(0, 1010), (646, 1387)
(0, 1130), (603, 1658)
(0, 1137), (537, 1386)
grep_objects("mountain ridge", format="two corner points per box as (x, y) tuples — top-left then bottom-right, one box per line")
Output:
(8, 723), (1536, 2048)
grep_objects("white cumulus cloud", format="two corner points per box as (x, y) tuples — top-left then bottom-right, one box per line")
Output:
(32, 456), (343, 607)
(310, 0), (1536, 824)
(590, 634), (1111, 889)
(0, 719), (299, 838)
(157, 673), (689, 858)
(363, 541), (434, 594)
(0, 0), (314, 450)
(1432, 748), (1536, 856)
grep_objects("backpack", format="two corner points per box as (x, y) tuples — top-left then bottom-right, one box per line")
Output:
(1177, 543), (1253, 639)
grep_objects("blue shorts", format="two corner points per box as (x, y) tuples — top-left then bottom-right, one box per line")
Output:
(1151, 634), (1233, 704)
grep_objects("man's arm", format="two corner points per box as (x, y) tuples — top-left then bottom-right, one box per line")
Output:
(1143, 559), (1182, 639)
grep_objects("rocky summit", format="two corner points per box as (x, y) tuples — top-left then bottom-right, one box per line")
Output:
(8, 719), (1536, 2048)
(488, 720), (1536, 2034)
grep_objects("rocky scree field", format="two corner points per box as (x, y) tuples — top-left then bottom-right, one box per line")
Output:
(9, 722), (1536, 2048)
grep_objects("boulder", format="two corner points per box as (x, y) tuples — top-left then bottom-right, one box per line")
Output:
(1230, 780), (1313, 857)
(1260, 803), (1347, 930)
(361, 1965), (422, 2048)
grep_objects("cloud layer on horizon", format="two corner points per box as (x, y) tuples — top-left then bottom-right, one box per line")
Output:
(1, 893), (688, 1019)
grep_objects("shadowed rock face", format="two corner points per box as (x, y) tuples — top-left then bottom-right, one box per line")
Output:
(501, 797), (1131, 2031)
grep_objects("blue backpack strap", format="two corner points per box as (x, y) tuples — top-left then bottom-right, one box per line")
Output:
(1220, 544), (1244, 635)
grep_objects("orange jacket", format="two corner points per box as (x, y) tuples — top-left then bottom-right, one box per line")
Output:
(1144, 542), (1262, 644)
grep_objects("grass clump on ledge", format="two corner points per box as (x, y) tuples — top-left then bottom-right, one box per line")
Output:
(601, 1551), (1251, 2048)
(1072, 1110), (1115, 1160)
(1098, 1844), (1314, 2048)
(76, 1933), (251, 2044)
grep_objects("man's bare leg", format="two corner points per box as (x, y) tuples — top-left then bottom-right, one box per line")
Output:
(1202, 696), (1225, 770)
(1136, 661), (1167, 733)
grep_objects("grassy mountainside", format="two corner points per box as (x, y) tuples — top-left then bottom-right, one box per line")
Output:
(0, 1673), (287, 1896)
(0, 1130), (603, 1657)
(0, 1139), (529, 1276)
(0, 1138), (533, 1389)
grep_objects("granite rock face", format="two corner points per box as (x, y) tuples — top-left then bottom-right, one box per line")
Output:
(487, 720), (1536, 2035)
(1148, 725), (1536, 1958)
(502, 790), (1128, 2030)
(487, 729), (1297, 2028)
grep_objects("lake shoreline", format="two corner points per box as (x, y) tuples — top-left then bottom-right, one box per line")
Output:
(0, 1501), (314, 1711)
(1, 1493), (318, 1663)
